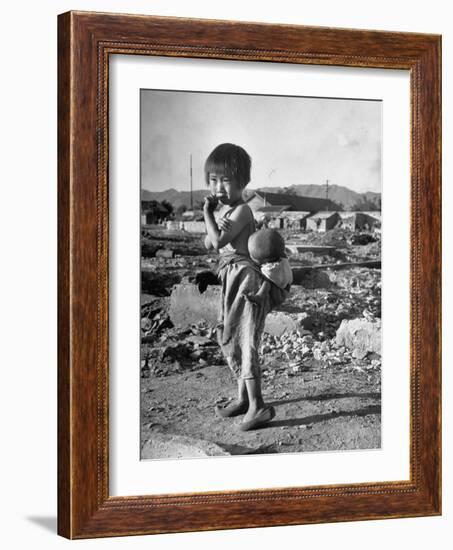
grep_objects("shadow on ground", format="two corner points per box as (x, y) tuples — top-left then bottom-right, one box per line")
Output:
(267, 404), (381, 429)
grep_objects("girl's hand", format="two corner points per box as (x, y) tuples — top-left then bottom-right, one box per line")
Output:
(203, 194), (218, 212)
(218, 217), (232, 233)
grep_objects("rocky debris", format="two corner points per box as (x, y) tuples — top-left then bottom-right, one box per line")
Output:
(141, 321), (224, 378)
(336, 318), (382, 358)
(141, 431), (230, 459)
(142, 269), (182, 296)
(141, 229), (208, 258)
(298, 312), (317, 331)
(141, 299), (173, 342)
(141, 240), (161, 258)
(141, 358), (151, 378)
(168, 267), (381, 341)
(304, 227), (353, 248)
(292, 268), (332, 289)
(141, 242), (382, 380)
(288, 248), (349, 267)
(286, 244), (337, 254)
(141, 231), (207, 258)
(142, 304), (382, 378)
(259, 323), (381, 378)
(351, 233), (377, 246)
(185, 335), (212, 347)
(330, 267), (381, 291)
(155, 248), (174, 259)
(168, 283), (325, 337)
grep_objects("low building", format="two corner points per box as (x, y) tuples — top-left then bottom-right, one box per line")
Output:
(247, 191), (336, 230)
(255, 207), (311, 230)
(338, 211), (380, 231)
(254, 206), (288, 229)
(141, 201), (169, 225)
(306, 211), (341, 232)
(362, 211), (382, 222)
(278, 211), (312, 230)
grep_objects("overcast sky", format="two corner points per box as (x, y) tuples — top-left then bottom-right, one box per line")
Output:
(141, 89), (381, 194)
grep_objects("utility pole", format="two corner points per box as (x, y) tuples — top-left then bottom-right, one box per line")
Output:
(190, 153), (193, 210)
(325, 179), (329, 210)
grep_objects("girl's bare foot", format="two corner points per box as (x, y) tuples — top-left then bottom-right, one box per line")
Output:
(239, 406), (275, 431)
(215, 400), (249, 418)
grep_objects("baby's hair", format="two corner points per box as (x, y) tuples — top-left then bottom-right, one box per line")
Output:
(248, 229), (285, 264)
(204, 143), (251, 188)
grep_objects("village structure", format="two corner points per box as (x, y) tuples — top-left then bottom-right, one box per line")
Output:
(142, 190), (381, 234)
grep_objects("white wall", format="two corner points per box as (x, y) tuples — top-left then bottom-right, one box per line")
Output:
(0, 1), (450, 548)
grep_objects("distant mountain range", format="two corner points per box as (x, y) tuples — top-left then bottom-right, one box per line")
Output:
(141, 184), (381, 210)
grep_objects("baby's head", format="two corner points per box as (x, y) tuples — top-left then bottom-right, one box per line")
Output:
(248, 229), (285, 265)
(204, 143), (251, 205)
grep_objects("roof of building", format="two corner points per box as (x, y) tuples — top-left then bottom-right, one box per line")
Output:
(248, 191), (338, 212)
(338, 211), (377, 219)
(308, 211), (340, 220)
(255, 205), (290, 214)
(281, 211), (312, 217)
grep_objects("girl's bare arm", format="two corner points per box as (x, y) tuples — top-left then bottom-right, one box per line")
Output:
(203, 202), (251, 251)
(204, 234), (213, 250)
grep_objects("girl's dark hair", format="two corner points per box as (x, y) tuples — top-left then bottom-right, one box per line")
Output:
(204, 143), (251, 188)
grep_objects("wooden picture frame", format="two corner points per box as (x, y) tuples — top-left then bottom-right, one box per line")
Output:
(58, 10), (441, 539)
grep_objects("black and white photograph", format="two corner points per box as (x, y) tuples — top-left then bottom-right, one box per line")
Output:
(140, 89), (382, 460)
(1, 0), (447, 544)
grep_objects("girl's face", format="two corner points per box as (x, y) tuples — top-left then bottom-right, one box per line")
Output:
(208, 173), (243, 205)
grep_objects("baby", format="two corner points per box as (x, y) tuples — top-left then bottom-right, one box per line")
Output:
(245, 228), (293, 307)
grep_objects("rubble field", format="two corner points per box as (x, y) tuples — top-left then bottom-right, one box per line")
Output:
(140, 227), (382, 458)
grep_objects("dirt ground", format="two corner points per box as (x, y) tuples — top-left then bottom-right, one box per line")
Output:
(140, 226), (381, 458)
(141, 361), (381, 456)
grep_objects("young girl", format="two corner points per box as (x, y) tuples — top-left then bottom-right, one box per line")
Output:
(203, 143), (286, 431)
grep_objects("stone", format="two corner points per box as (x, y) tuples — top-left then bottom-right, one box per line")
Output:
(169, 283), (220, 328)
(263, 312), (297, 336)
(352, 348), (369, 360)
(155, 249), (174, 259)
(335, 318), (381, 356)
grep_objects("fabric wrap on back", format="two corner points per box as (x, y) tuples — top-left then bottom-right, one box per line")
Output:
(215, 252), (290, 380)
